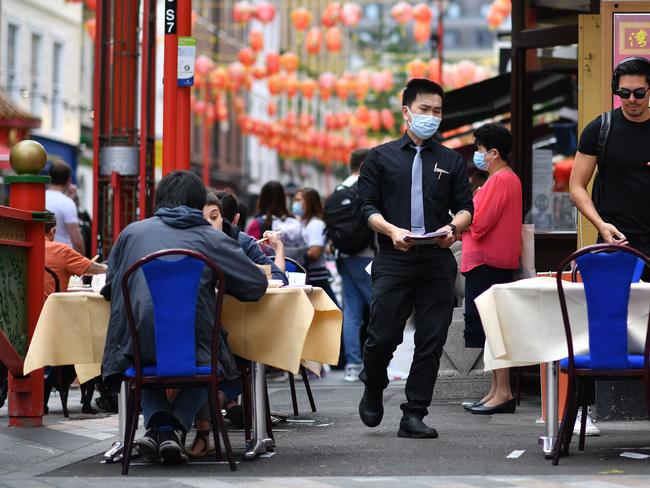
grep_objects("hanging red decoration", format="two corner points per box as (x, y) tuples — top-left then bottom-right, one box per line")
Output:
(267, 102), (277, 117)
(381, 109), (395, 131)
(233, 1), (255, 23)
(306, 27), (323, 55)
(209, 67), (229, 91)
(413, 3), (433, 23)
(252, 66), (267, 80)
(406, 58), (427, 80)
(335, 78), (349, 100)
(300, 78), (318, 99)
(369, 110), (381, 132)
(427, 58), (441, 83)
(84, 0), (96, 11)
(285, 76), (299, 98)
(195, 55), (213, 76)
(290, 7), (312, 31)
(238, 47), (257, 67)
(84, 18), (96, 42)
(280, 52), (299, 72)
(192, 99), (206, 115)
(325, 26), (343, 53)
(248, 29), (264, 52)
(228, 62), (247, 86)
(413, 20), (431, 45)
(267, 74), (285, 95)
(391, 1), (413, 25)
(340, 3), (362, 27)
(322, 2), (341, 28)
(255, 1), (276, 24)
(266, 52), (281, 75)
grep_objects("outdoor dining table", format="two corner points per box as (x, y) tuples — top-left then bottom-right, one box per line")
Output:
(23, 284), (342, 461)
(475, 277), (650, 458)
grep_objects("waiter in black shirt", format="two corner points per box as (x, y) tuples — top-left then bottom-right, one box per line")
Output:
(357, 79), (473, 438)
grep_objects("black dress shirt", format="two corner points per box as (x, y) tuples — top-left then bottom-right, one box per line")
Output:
(359, 132), (474, 250)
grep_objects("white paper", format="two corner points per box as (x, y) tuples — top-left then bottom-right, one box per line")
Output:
(620, 451), (650, 459)
(507, 450), (525, 459)
(286, 272), (306, 286)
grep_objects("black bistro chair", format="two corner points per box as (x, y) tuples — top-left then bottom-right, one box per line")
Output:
(120, 249), (236, 474)
(552, 244), (650, 465)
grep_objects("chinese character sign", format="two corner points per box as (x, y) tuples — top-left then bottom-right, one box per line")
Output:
(614, 13), (650, 108)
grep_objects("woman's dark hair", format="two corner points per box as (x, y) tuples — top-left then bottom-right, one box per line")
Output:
(473, 123), (513, 162)
(297, 187), (323, 223)
(402, 78), (445, 107)
(154, 170), (206, 211)
(215, 190), (239, 222)
(205, 191), (224, 214)
(257, 180), (289, 231)
(49, 160), (72, 186)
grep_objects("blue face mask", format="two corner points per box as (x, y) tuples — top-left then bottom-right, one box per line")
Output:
(405, 107), (441, 140)
(292, 201), (304, 217)
(473, 150), (492, 171)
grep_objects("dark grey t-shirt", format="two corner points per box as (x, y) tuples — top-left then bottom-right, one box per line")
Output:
(578, 108), (650, 235)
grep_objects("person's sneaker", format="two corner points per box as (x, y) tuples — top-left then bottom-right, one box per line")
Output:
(157, 427), (188, 464)
(344, 364), (363, 382)
(135, 429), (159, 462)
(574, 407), (600, 436)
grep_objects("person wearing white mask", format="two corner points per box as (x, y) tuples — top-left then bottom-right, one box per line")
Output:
(357, 78), (474, 439)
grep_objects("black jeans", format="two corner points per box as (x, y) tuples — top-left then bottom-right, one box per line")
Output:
(360, 246), (457, 417)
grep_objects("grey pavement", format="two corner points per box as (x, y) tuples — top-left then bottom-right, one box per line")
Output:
(2, 372), (650, 487)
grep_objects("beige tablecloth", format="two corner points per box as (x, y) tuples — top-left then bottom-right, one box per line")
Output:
(23, 287), (342, 382)
(476, 277), (650, 371)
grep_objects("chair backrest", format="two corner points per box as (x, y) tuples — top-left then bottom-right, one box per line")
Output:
(284, 256), (307, 276)
(121, 249), (225, 379)
(556, 244), (650, 370)
(44, 266), (60, 294)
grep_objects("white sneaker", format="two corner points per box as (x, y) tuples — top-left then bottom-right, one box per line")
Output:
(344, 364), (362, 382)
(574, 407), (600, 436)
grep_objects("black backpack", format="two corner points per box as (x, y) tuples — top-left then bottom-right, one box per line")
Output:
(324, 181), (374, 255)
(591, 110), (612, 211)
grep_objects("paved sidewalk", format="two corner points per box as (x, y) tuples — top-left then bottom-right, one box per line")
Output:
(1, 373), (650, 487)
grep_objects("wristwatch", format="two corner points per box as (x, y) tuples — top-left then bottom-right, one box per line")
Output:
(447, 223), (457, 235)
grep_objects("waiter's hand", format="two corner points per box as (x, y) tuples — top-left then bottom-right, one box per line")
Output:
(434, 226), (455, 249)
(597, 222), (628, 245)
(390, 227), (414, 252)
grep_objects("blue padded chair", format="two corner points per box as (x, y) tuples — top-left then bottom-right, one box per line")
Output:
(120, 249), (235, 474)
(552, 244), (650, 465)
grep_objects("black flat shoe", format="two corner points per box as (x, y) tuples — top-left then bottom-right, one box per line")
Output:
(397, 415), (439, 439)
(470, 398), (516, 415)
(462, 400), (485, 411)
(359, 387), (383, 427)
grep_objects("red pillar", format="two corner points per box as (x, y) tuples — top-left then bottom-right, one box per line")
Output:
(176, 0), (192, 171)
(202, 86), (212, 186)
(163, 0), (179, 175)
(6, 174), (49, 427)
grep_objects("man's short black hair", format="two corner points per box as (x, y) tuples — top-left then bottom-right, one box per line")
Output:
(401, 78), (445, 107)
(154, 170), (206, 211)
(49, 160), (72, 186)
(349, 148), (368, 173)
(473, 123), (513, 161)
(612, 57), (650, 90)
(214, 191), (239, 222)
(205, 191), (224, 213)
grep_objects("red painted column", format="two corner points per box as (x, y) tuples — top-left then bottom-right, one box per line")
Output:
(6, 173), (49, 427)
(176, 0), (192, 171)
(202, 86), (211, 186)
(163, 0), (179, 175)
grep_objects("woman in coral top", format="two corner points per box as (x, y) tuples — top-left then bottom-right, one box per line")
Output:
(461, 123), (522, 415)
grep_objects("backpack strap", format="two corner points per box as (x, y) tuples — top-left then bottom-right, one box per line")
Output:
(595, 110), (612, 171)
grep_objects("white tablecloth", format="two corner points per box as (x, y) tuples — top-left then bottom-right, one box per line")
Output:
(476, 277), (650, 371)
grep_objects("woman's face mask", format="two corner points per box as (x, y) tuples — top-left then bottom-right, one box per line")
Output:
(291, 201), (304, 217)
(473, 149), (494, 171)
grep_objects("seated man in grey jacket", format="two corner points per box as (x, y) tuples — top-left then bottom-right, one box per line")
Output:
(101, 171), (268, 464)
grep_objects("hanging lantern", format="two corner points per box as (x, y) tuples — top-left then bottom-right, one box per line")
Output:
(300, 78), (318, 99)
(406, 58), (427, 80)
(267, 74), (285, 95)
(238, 47), (257, 67)
(306, 27), (323, 55)
(280, 52), (299, 72)
(380, 109), (395, 131)
(335, 79), (349, 100)
(233, 96), (246, 115)
(291, 7), (312, 31)
(84, 0), (97, 11)
(205, 103), (216, 124)
(322, 2), (341, 28)
(391, 2), (413, 25)
(427, 58), (441, 83)
(337, 112), (350, 128)
(413, 3), (433, 23)
(252, 66), (267, 80)
(369, 110), (381, 132)
(354, 76), (370, 102)
(325, 26), (343, 53)
(195, 55), (214, 76)
(413, 20), (431, 45)
(248, 29), (264, 52)
(319, 72), (336, 100)
(192, 99), (206, 115)
(355, 105), (370, 125)
(233, 1), (255, 23)
(286, 76), (299, 98)
(209, 67), (229, 91)
(456, 60), (477, 87)
(266, 52), (280, 75)
(228, 62), (247, 86)
(340, 3), (362, 27)
(255, 1), (276, 23)
(267, 102), (277, 117)
(84, 18), (96, 42)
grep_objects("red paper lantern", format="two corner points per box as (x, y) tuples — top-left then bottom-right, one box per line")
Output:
(209, 67), (229, 91)
(381, 109), (395, 131)
(84, 0), (96, 11)
(285, 76), (299, 98)
(369, 109), (381, 131)
(195, 55), (213, 76)
(267, 102), (277, 117)
(238, 47), (257, 67)
(340, 3), (362, 27)
(325, 26), (343, 53)
(322, 2), (341, 28)
(280, 52), (299, 72)
(266, 52), (280, 75)
(255, 1), (276, 23)
(306, 27), (323, 55)
(192, 99), (206, 115)
(233, 1), (255, 23)
(427, 58), (441, 83)
(335, 78), (349, 100)
(252, 66), (267, 80)
(228, 62), (247, 86)
(456, 60), (477, 87)
(406, 58), (427, 80)
(300, 78), (317, 99)
(355, 105), (370, 124)
(248, 29), (264, 52)
(84, 18), (96, 42)
(413, 3), (432, 23)
(390, 2), (413, 25)
(291, 7), (312, 31)
(413, 20), (431, 45)
(267, 74), (285, 95)
(233, 96), (246, 115)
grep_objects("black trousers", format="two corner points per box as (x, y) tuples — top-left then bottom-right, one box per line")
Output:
(360, 246), (457, 417)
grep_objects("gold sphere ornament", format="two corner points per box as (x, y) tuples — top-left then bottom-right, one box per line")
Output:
(10, 140), (48, 175)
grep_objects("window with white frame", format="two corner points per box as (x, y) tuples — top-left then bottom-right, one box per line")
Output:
(52, 41), (63, 131)
(7, 23), (19, 101)
(30, 33), (42, 115)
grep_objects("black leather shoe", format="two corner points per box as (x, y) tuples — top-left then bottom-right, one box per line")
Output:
(397, 415), (439, 439)
(470, 398), (516, 415)
(462, 400), (485, 411)
(359, 387), (383, 427)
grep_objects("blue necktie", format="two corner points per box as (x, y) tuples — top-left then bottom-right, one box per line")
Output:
(411, 146), (425, 235)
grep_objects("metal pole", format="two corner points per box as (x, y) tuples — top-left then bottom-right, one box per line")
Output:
(244, 362), (274, 459)
(162, 0), (178, 175)
(539, 361), (558, 458)
(138, 0), (151, 219)
(437, 0), (444, 83)
(176, 0), (191, 170)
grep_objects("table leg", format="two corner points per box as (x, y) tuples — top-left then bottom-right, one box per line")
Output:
(104, 382), (127, 463)
(538, 361), (558, 459)
(244, 362), (275, 460)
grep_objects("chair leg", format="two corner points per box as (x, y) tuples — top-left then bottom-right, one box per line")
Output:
(264, 376), (274, 443)
(578, 380), (590, 451)
(300, 366), (317, 413)
(53, 367), (69, 418)
(206, 386), (223, 463)
(288, 372), (299, 417)
(553, 376), (575, 465)
(211, 386), (237, 471)
(121, 385), (140, 475)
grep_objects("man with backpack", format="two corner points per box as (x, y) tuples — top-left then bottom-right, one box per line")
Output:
(325, 149), (374, 382)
